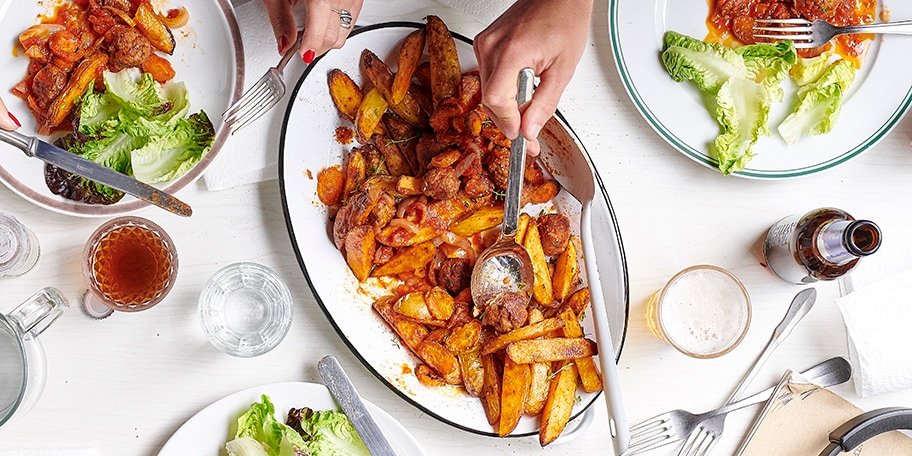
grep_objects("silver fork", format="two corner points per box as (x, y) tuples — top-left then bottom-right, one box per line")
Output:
(222, 30), (304, 134)
(753, 18), (912, 49)
(623, 357), (850, 455)
(674, 288), (817, 456)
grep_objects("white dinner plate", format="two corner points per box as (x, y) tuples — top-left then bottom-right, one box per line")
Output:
(157, 381), (426, 455)
(279, 22), (629, 437)
(0, 0), (243, 216)
(610, 0), (912, 178)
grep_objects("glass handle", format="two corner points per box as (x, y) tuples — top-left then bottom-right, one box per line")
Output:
(9, 287), (69, 337)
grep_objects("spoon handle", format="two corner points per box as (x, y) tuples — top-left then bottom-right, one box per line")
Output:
(502, 68), (535, 237)
(725, 287), (817, 404)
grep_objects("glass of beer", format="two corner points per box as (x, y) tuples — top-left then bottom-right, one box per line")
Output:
(82, 216), (178, 318)
(646, 265), (751, 358)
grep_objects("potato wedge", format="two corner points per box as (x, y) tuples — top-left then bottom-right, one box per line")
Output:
(559, 308), (603, 392)
(371, 241), (436, 277)
(417, 338), (462, 385)
(373, 296), (429, 353)
(44, 52), (107, 130)
(392, 29), (425, 104)
(343, 149), (366, 198)
(415, 363), (447, 388)
(373, 134), (413, 176)
(515, 213), (532, 246)
(482, 317), (565, 355)
(134, 2), (176, 54)
(522, 180), (561, 207)
(526, 360), (551, 416)
(329, 68), (363, 121)
(458, 349), (485, 397)
(565, 287), (591, 315)
(394, 292), (441, 326)
(354, 87), (388, 143)
(361, 49), (427, 128)
(524, 222), (555, 307)
(317, 166), (345, 206)
(344, 225), (376, 282)
(396, 175), (423, 196)
(540, 361), (578, 446)
(450, 205), (504, 237)
(499, 356), (531, 436)
(506, 337), (598, 364)
(445, 319), (482, 354)
(551, 240), (579, 303)
(480, 353), (503, 427)
(426, 15), (461, 106)
(425, 286), (456, 320)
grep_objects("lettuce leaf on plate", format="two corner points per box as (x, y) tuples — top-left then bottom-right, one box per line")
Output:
(778, 59), (856, 145)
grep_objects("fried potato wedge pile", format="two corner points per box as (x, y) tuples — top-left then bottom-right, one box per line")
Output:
(317, 16), (601, 445)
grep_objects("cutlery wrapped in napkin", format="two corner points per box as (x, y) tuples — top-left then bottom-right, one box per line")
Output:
(835, 242), (912, 398)
(737, 370), (912, 455)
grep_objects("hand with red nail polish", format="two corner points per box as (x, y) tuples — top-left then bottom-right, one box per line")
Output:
(262, 0), (363, 61)
(0, 97), (20, 131)
(474, 0), (593, 157)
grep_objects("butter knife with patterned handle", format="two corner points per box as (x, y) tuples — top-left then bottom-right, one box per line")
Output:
(0, 129), (192, 217)
(318, 355), (398, 456)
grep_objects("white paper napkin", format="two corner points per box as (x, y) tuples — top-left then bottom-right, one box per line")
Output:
(0, 450), (100, 456)
(835, 243), (912, 397)
(202, 0), (308, 191)
(434, 0), (513, 24)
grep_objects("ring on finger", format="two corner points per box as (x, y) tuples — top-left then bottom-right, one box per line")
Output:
(331, 8), (353, 29)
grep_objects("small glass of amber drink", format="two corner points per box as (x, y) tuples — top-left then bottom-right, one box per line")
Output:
(82, 216), (177, 318)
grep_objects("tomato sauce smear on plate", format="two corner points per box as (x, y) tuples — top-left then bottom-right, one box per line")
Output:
(705, 0), (878, 66)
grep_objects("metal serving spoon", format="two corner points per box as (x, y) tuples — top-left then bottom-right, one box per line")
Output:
(470, 68), (536, 308)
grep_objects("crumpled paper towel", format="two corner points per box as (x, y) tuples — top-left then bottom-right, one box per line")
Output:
(202, 0), (308, 191)
(434, 0), (513, 24)
(835, 242), (912, 397)
(0, 450), (99, 456)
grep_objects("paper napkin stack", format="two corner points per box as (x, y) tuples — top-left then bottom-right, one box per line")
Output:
(835, 241), (912, 397)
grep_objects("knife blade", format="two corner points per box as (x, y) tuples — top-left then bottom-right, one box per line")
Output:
(318, 355), (398, 456)
(0, 129), (192, 217)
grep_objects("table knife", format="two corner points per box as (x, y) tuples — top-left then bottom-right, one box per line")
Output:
(318, 355), (398, 456)
(0, 129), (192, 217)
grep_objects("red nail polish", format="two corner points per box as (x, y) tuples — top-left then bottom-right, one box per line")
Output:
(303, 49), (315, 64)
(278, 35), (289, 54)
(8, 112), (20, 128)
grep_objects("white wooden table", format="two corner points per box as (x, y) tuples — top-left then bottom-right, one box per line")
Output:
(2, 0), (912, 454)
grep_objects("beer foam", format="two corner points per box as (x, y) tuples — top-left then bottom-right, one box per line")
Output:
(660, 268), (749, 356)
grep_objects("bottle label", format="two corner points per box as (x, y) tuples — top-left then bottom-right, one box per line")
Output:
(817, 220), (854, 265)
(762, 215), (815, 284)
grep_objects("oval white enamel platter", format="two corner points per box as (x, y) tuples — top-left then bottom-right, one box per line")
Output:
(279, 22), (629, 437)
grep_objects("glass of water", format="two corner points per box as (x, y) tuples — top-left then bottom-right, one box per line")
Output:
(198, 262), (293, 357)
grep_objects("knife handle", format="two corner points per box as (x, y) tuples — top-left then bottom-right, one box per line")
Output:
(0, 129), (34, 156)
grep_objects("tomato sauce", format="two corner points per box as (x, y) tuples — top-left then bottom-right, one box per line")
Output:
(705, 0), (878, 67)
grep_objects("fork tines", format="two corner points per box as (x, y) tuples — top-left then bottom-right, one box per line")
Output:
(752, 18), (815, 45)
(625, 414), (675, 455)
(222, 74), (283, 134)
(678, 429), (719, 456)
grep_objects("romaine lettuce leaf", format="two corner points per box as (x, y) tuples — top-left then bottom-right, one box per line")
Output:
(778, 59), (855, 145)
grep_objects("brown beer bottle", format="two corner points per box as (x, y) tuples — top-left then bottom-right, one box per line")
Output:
(762, 208), (881, 284)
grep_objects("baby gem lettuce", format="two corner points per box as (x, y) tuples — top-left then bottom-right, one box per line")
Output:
(75, 69), (215, 184)
(660, 31), (854, 175)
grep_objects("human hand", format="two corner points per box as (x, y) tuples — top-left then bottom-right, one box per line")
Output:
(262, 0), (364, 63)
(473, 0), (594, 156)
(0, 97), (21, 131)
